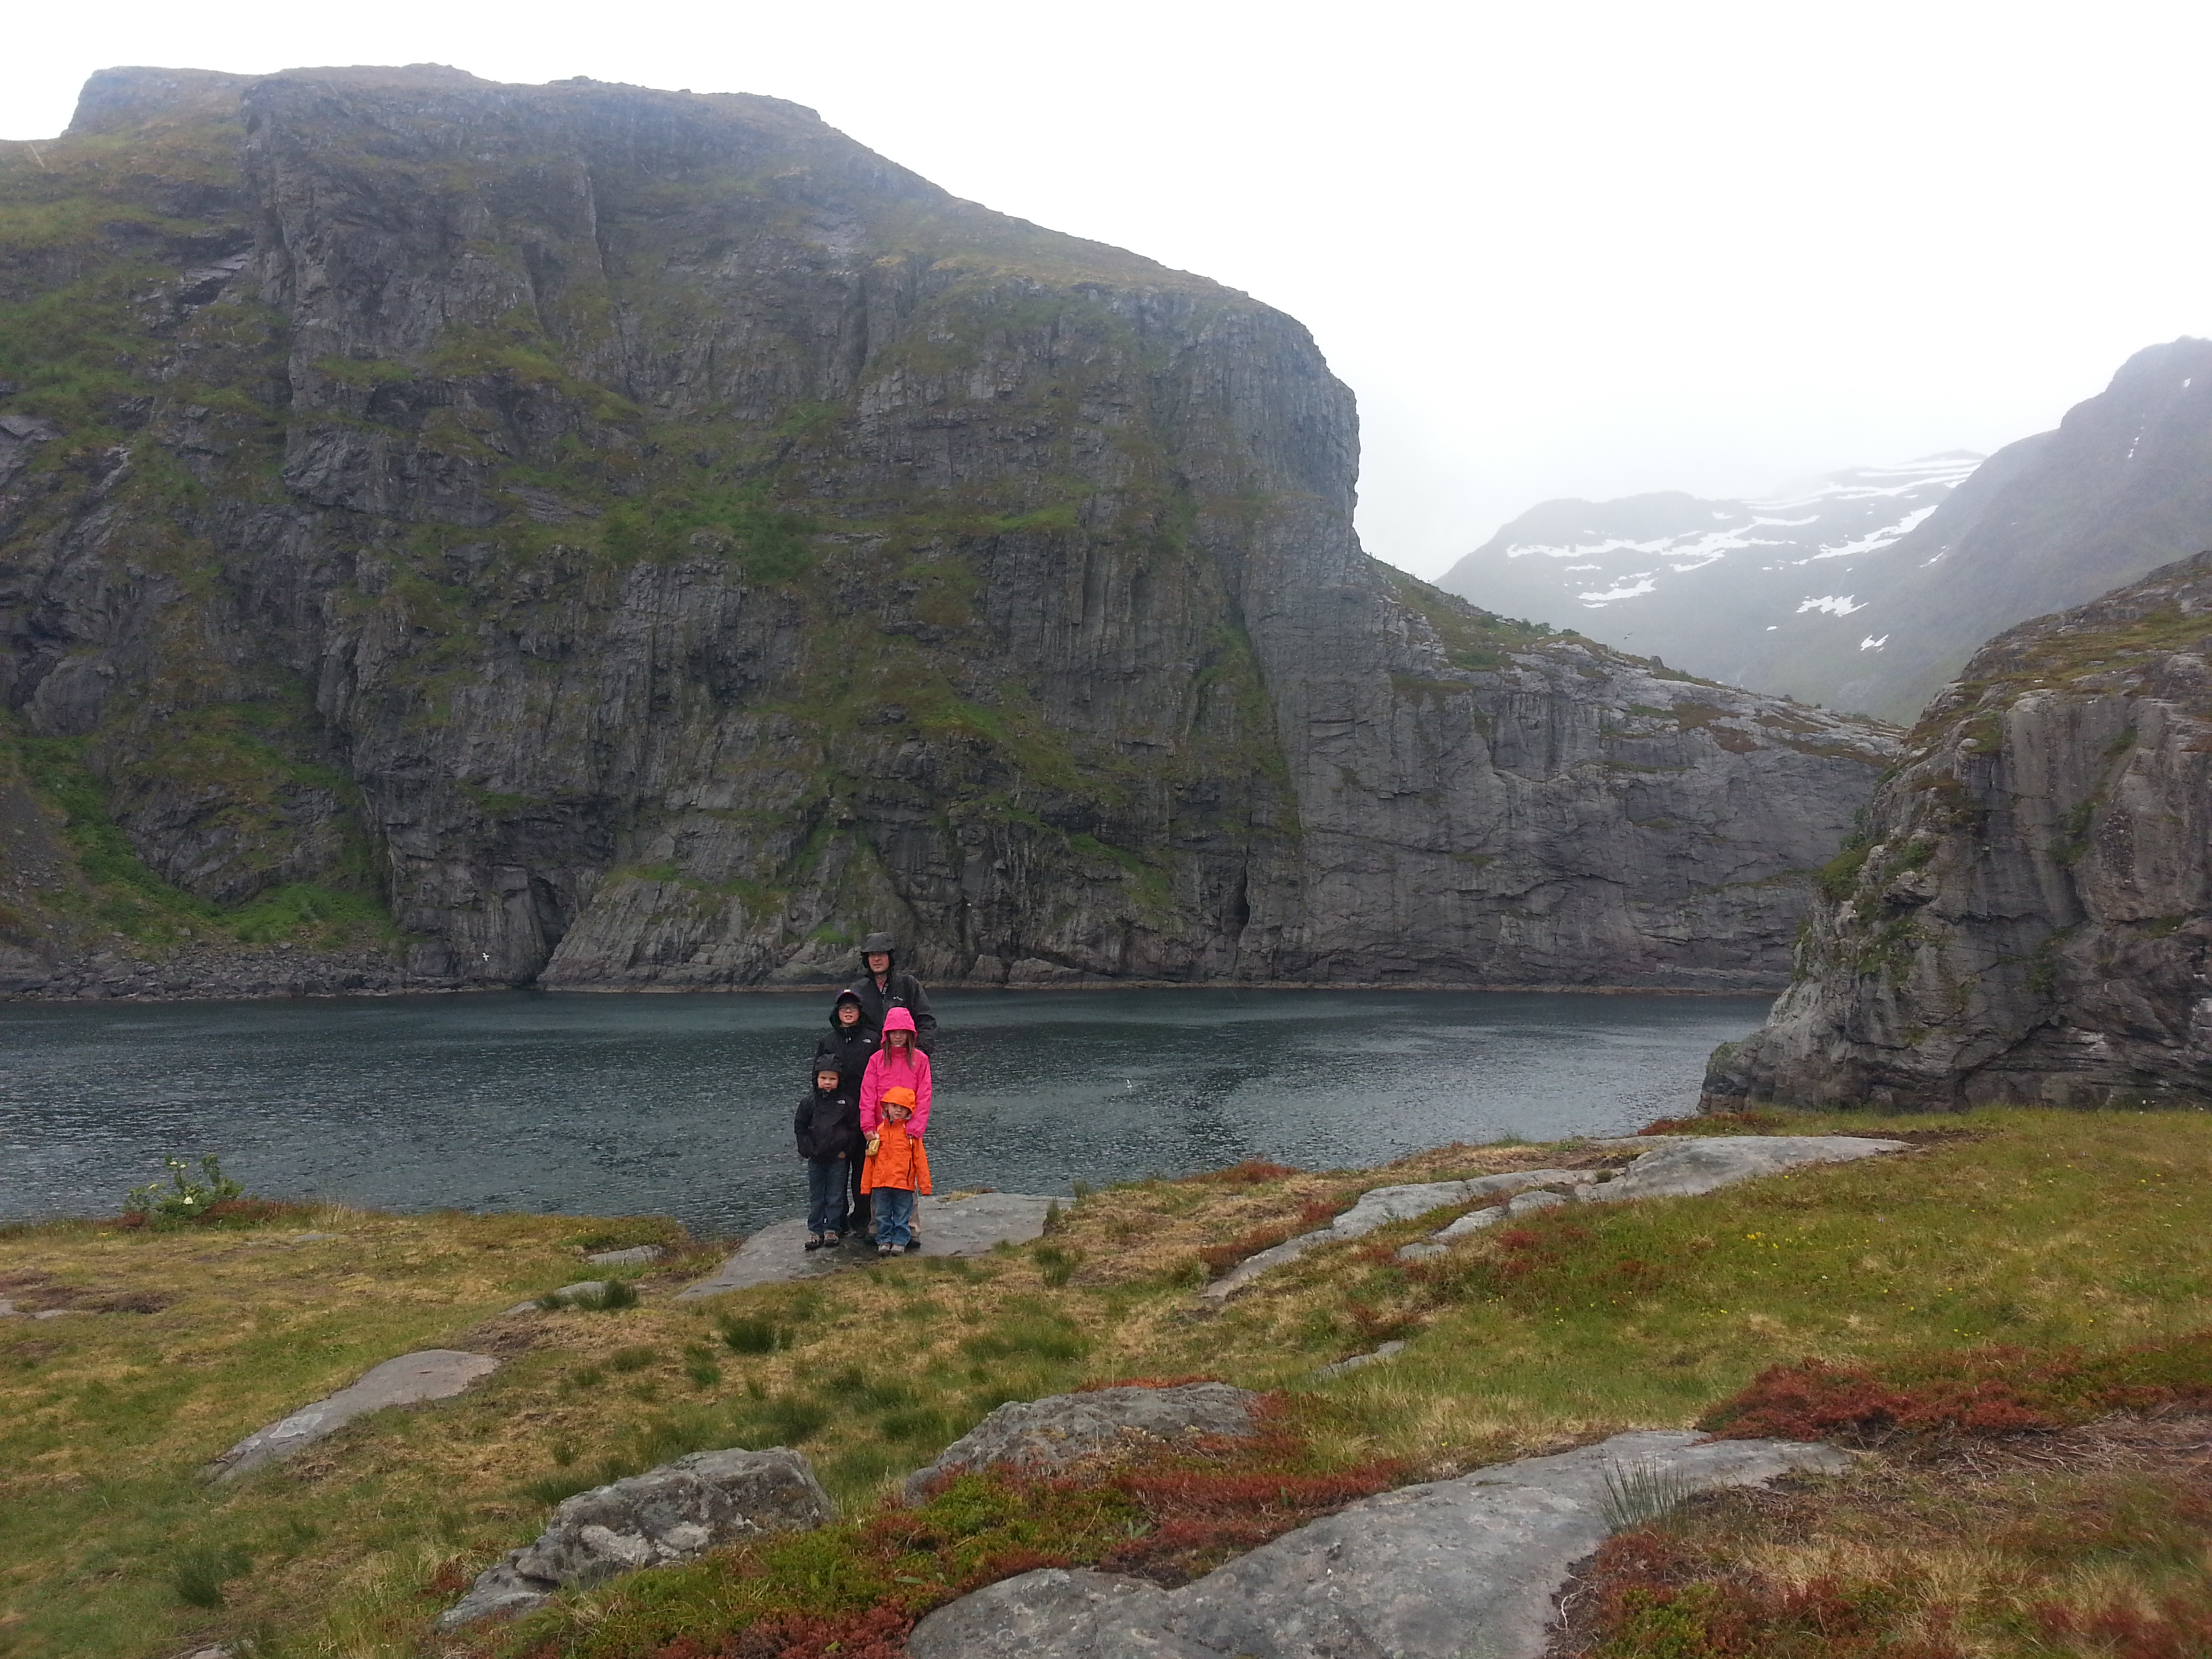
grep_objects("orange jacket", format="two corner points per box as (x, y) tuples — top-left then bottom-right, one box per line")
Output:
(861, 1118), (932, 1195)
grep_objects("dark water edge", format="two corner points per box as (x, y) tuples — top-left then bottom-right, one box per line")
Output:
(0, 987), (1769, 1237)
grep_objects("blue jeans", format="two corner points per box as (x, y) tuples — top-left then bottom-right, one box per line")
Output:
(806, 1156), (849, 1237)
(872, 1185), (917, 1248)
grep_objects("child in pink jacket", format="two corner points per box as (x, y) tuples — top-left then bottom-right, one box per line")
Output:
(859, 1006), (932, 1252)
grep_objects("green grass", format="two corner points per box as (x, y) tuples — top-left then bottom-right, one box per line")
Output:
(2, 1111), (2206, 1656)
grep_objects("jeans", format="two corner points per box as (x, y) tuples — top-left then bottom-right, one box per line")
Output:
(806, 1156), (849, 1237)
(847, 1156), (871, 1236)
(871, 1185), (917, 1249)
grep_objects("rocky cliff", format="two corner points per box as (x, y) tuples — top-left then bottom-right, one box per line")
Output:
(0, 65), (1893, 998)
(1704, 552), (2212, 1110)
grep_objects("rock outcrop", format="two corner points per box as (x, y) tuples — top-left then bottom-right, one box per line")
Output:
(0, 65), (1893, 997)
(905, 1429), (1850, 1659)
(1705, 552), (2212, 1110)
(206, 1349), (499, 1480)
(903, 1382), (1260, 1500)
(438, 1446), (832, 1629)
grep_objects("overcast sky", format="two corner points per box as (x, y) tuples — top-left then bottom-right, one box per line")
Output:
(7, 0), (2209, 577)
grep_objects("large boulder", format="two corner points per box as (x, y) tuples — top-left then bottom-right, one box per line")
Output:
(905, 1383), (1260, 1501)
(908, 1429), (1849, 1659)
(437, 1447), (832, 1629)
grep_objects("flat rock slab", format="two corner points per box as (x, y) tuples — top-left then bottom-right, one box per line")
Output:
(905, 1382), (1260, 1501)
(438, 1446), (832, 1629)
(1585, 1135), (1911, 1202)
(1210, 1139), (1911, 1300)
(206, 1350), (499, 1481)
(585, 1244), (664, 1267)
(1201, 1170), (1580, 1302)
(677, 1191), (1059, 1300)
(908, 1429), (1849, 1659)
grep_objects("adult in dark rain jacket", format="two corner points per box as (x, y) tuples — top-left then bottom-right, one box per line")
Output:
(846, 932), (937, 1053)
(812, 988), (879, 1240)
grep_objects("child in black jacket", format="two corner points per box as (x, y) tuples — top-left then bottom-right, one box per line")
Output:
(794, 1060), (863, 1249)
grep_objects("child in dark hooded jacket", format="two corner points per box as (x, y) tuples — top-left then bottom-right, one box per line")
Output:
(794, 1059), (863, 1249)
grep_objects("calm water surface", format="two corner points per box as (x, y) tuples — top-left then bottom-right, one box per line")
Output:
(0, 989), (1768, 1235)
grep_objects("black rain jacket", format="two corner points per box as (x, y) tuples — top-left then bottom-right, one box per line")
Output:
(846, 954), (937, 1052)
(813, 991), (880, 1092)
(794, 1081), (863, 1161)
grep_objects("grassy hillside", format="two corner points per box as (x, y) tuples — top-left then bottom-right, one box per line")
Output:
(1, 1110), (2206, 1656)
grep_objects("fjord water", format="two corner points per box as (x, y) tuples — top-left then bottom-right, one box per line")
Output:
(1, 989), (1769, 1236)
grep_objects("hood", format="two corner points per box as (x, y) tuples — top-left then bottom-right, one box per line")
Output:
(829, 989), (864, 1030)
(881, 1006), (918, 1036)
(860, 931), (898, 962)
(811, 1068), (845, 1092)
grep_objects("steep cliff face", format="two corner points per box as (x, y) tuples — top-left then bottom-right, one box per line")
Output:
(0, 66), (1893, 996)
(1704, 552), (2212, 1110)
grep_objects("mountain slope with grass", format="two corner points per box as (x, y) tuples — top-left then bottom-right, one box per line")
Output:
(1704, 550), (2212, 1113)
(3, 1111), (2207, 1656)
(0, 64), (1891, 997)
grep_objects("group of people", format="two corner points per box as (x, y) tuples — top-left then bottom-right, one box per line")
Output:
(792, 932), (939, 1256)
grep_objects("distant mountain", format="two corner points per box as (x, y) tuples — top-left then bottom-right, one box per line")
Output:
(1441, 337), (2212, 722)
(1437, 455), (1983, 714)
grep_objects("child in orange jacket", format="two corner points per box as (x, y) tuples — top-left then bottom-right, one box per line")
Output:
(859, 1007), (932, 1255)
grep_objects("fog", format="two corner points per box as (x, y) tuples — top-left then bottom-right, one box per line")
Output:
(5, 0), (2209, 576)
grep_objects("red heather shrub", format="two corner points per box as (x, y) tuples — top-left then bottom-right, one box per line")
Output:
(1197, 1224), (1294, 1277)
(1702, 1332), (2212, 1446)
(2034, 1597), (2212, 1659)
(650, 1605), (916, 1659)
(1295, 1196), (1349, 1230)
(1638, 1111), (1784, 1136)
(1582, 1530), (1966, 1658)
(1188, 1160), (1301, 1186)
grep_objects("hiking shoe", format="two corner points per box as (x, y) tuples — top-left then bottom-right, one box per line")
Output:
(903, 1240), (922, 1252)
(878, 1244), (895, 1258)
(821, 1231), (840, 1247)
(803, 1235), (823, 1252)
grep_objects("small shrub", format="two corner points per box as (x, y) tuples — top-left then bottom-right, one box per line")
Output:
(606, 1346), (660, 1374)
(1196, 1223), (1295, 1277)
(684, 1357), (723, 1389)
(169, 1542), (251, 1608)
(1599, 1460), (1698, 1532)
(1033, 1244), (1082, 1288)
(122, 1154), (245, 1227)
(718, 1314), (790, 1355)
(1187, 1160), (1301, 1187)
(960, 1310), (1089, 1364)
(1702, 1331), (2212, 1445)
(1640, 1111), (1786, 1136)
(734, 1394), (831, 1446)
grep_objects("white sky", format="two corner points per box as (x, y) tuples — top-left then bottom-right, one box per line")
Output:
(6, 0), (2209, 577)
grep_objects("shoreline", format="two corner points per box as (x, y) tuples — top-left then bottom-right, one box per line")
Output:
(0, 977), (1786, 1008)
